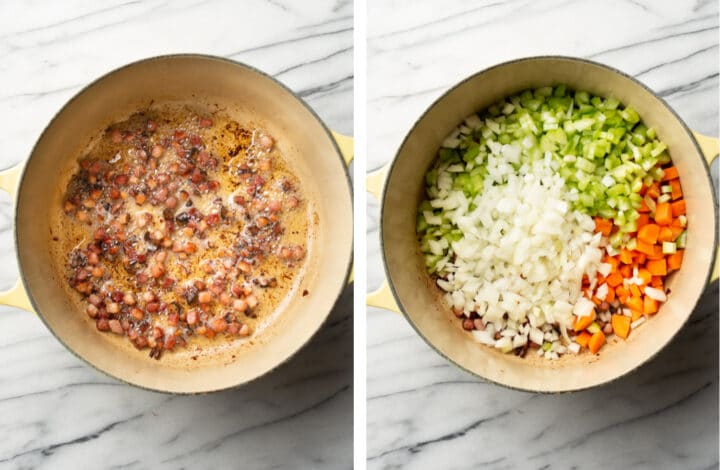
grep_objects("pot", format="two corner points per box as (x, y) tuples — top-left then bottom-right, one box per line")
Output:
(0, 55), (354, 394)
(367, 56), (717, 392)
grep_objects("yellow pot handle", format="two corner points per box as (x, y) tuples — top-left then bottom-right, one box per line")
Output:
(0, 279), (34, 312)
(331, 131), (354, 165)
(0, 163), (22, 201)
(693, 132), (719, 282)
(0, 164), (34, 312)
(331, 131), (354, 283)
(366, 164), (400, 313)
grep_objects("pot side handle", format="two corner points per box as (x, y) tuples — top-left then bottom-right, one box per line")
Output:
(0, 279), (34, 312)
(0, 164), (34, 312)
(366, 164), (400, 313)
(331, 131), (354, 165)
(330, 131), (354, 283)
(693, 131), (719, 282)
(0, 163), (22, 200)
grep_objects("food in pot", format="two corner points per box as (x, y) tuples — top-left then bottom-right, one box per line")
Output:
(417, 85), (686, 358)
(57, 107), (309, 359)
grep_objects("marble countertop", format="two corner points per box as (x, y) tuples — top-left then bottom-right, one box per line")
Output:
(367, 1), (718, 469)
(0, 1), (352, 469)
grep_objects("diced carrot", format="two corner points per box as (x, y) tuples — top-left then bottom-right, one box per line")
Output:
(658, 227), (674, 243)
(573, 310), (596, 332)
(575, 331), (592, 348)
(616, 285), (628, 298)
(626, 295), (643, 313)
(629, 309), (642, 321)
(636, 213), (650, 229)
(637, 268), (652, 285)
(588, 331), (606, 354)
(636, 239), (655, 256)
(639, 184), (648, 196)
(591, 296), (601, 306)
(638, 223), (660, 244)
(646, 183), (661, 199)
(650, 276), (664, 288)
(646, 245), (664, 260)
(661, 166), (679, 181)
(646, 259), (667, 276)
(669, 226), (684, 241)
(643, 295), (659, 315)
(669, 179), (682, 200)
(605, 256), (619, 273)
(670, 200), (686, 217)
(654, 202), (672, 225)
(635, 253), (646, 265)
(597, 274), (606, 285)
(606, 271), (623, 287)
(671, 217), (684, 228)
(612, 314), (631, 339)
(594, 217), (613, 236)
(629, 284), (642, 298)
(620, 264), (632, 278)
(668, 250), (684, 271)
(606, 287), (615, 303)
(638, 198), (651, 213)
(619, 249), (634, 265)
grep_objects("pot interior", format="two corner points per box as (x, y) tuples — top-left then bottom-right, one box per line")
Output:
(16, 55), (352, 393)
(381, 57), (716, 392)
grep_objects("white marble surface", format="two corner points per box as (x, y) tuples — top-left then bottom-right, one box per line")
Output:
(0, 1), (352, 469)
(367, 1), (719, 469)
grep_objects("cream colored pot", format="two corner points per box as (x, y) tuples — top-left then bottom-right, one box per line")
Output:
(368, 56), (717, 392)
(0, 55), (353, 393)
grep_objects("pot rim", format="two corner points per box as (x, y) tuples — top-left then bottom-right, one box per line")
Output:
(378, 54), (718, 393)
(12, 53), (354, 395)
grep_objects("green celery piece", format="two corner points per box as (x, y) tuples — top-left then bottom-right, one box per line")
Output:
(575, 90), (590, 104)
(419, 201), (433, 213)
(463, 143), (480, 163)
(540, 128), (568, 152)
(676, 231), (687, 248)
(416, 215), (429, 233)
(425, 169), (438, 186)
(604, 97), (620, 110)
(576, 158), (596, 172)
(535, 86), (553, 98)
(439, 148), (458, 162)
(621, 107), (640, 124)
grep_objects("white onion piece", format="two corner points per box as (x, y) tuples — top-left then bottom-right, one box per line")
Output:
(644, 286), (667, 302)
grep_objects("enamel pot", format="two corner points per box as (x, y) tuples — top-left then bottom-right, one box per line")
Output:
(0, 55), (354, 393)
(368, 56), (717, 392)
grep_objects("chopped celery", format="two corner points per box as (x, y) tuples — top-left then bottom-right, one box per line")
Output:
(677, 231), (687, 248)
(626, 238), (637, 250)
(587, 322), (601, 334)
(418, 84), (680, 268)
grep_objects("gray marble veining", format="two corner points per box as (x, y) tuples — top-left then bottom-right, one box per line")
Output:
(367, 1), (718, 468)
(0, 1), (352, 469)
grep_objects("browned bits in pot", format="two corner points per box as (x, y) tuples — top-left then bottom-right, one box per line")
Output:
(108, 319), (124, 334)
(109, 129), (122, 143)
(198, 291), (213, 304)
(209, 316), (227, 333)
(257, 133), (274, 151)
(61, 109), (308, 358)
